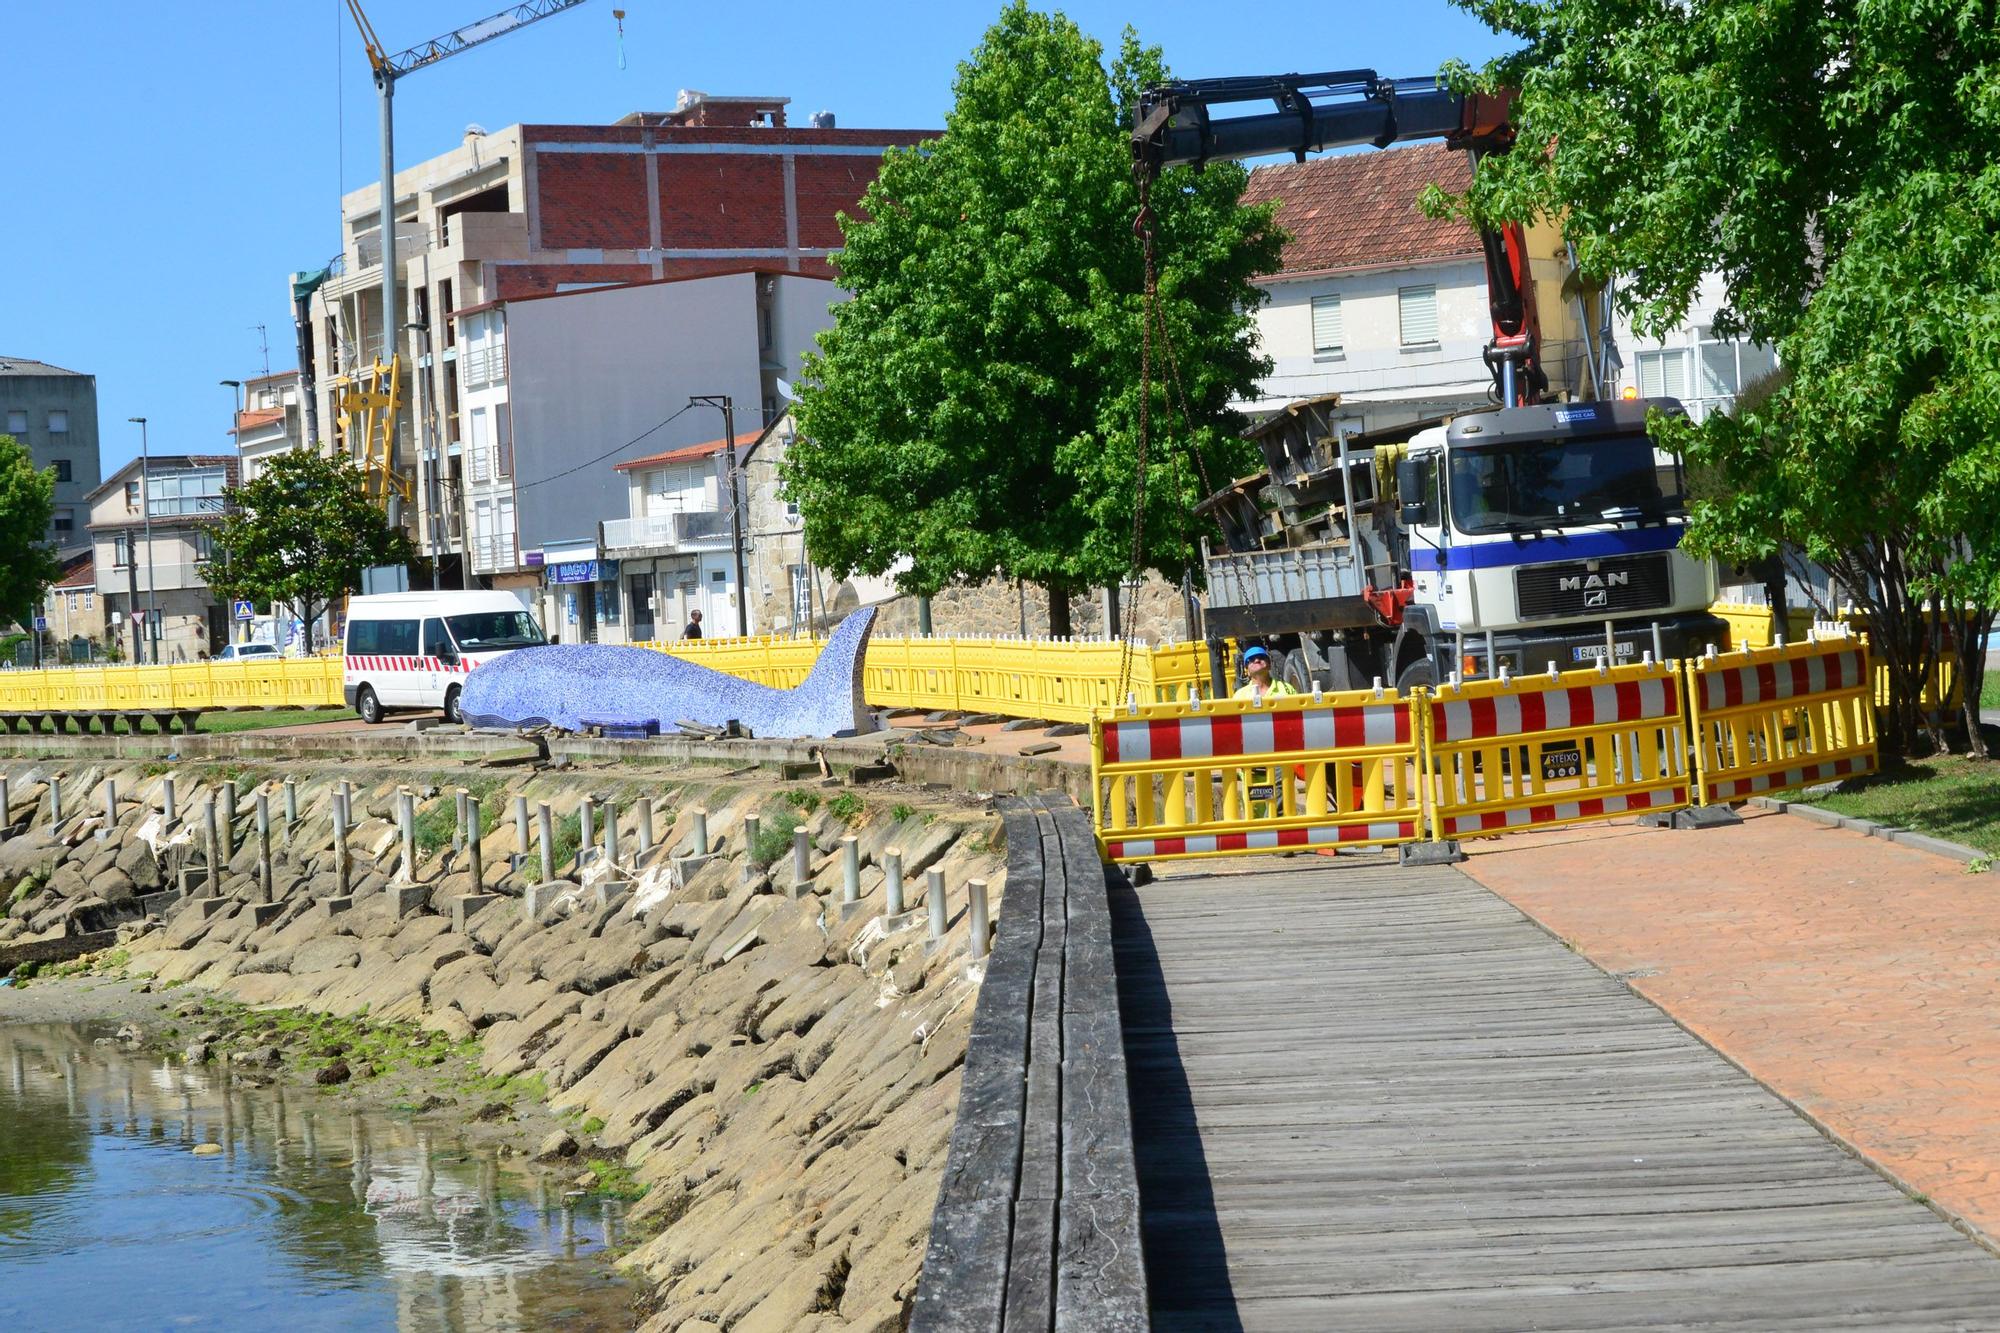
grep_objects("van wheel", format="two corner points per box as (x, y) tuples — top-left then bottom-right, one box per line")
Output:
(443, 685), (463, 725)
(355, 685), (383, 725)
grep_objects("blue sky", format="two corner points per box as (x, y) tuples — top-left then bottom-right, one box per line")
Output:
(1, 1), (1512, 477)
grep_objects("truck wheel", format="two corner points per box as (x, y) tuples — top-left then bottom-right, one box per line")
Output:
(443, 685), (463, 725)
(1280, 649), (1315, 695)
(355, 685), (383, 725)
(1394, 659), (1436, 694)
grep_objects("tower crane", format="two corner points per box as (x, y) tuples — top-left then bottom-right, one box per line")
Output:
(339, 0), (589, 518)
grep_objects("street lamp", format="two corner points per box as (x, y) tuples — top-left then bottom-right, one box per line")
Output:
(126, 417), (158, 664)
(688, 395), (749, 637)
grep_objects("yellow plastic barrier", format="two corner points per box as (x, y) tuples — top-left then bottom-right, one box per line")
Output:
(1422, 658), (1692, 840)
(1687, 633), (1877, 803)
(1091, 686), (1424, 863)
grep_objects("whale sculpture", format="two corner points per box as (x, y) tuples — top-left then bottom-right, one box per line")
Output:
(459, 606), (877, 739)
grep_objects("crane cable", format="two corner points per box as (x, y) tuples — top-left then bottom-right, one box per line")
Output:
(1118, 175), (1159, 703)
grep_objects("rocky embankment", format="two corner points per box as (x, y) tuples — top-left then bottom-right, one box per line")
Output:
(0, 761), (1005, 1331)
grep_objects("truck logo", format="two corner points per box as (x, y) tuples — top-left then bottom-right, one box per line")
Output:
(1584, 589), (1609, 608)
(1558, 571), (1628, 592)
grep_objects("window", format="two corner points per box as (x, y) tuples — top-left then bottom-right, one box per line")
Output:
(422, 617), (454, 660)
(4, 410), (24, 435)
(469, 408), (491, 483)
(193, 530), (215, 561)
(51, 508), (73, 534)
(83, 591), (93, 611)
(46, 410), (67, 435)
(112, 533), (132, 568)
(124, 481), (141, 511)
(1398, 285), (1439, 346)
(146, 468), (227, 516)
(760, 304), (774, 349)
(494, 409), (512, 479)
(1310, 295), (1344, 356)
(348, 618), (418, 655)
(445, 610), (544, 650)
(596, 580), (621, 627)
(52, 459), (71, 482)
(1637, 348), (1692, 400)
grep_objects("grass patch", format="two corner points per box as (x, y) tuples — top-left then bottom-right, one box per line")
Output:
(1792, 754), (2000, 856)
(890, 802), (916, 824)
(751, 809), (801, 868)
(581, 1115), (606, 1136)
(195, 707), (357, 734)
(827, 792), (863, 823)
(581, 1157), (648, 1202)
(44, 947), (129, 979)
(783, 789), (820, 814)
(1982, 671), (1999, 712)
(412, 778), (504, 857)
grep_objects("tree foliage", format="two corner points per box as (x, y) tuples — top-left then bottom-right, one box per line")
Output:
(786, 2), (1283, 634)
(1440, 0), (2000, 753)
(205, 449), (411, 651)
(0, 434), (62, 629)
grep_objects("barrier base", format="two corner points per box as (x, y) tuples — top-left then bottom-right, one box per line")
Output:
(1400, 840), (1466, 867)
(1639, 805), (1743, 831)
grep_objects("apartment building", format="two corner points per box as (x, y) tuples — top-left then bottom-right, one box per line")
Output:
(230, 369), (305, 482)
(1611, 273), (1780, 422)
(301, 90), (930, 583)
(1239, 144), (1583, 430)
(86, 455), (236, 664)
(445, 268), (841, 643)
(0, 355), (103, 555)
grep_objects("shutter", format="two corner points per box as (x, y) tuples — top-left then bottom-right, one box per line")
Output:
(1310, 295), (1343, 354)
(1398, 286), (1439, 345)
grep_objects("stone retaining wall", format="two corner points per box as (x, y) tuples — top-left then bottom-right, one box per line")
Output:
(1, 761), (1008, 1331)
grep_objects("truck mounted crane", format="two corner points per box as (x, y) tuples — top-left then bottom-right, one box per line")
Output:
(1132, 71), (1727, 698)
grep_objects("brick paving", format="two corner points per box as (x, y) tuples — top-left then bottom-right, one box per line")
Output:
(1461, 807), (2000, 1246)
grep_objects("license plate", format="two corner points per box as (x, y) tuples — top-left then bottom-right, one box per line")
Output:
(1572, 641), (1636, 662)
(1540, 747), (1582, 780)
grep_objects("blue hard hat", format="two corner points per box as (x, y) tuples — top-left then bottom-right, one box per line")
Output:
(1241, 645), (1270, 663)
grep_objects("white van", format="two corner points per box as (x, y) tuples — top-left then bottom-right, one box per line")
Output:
(343, 591), (547, 724)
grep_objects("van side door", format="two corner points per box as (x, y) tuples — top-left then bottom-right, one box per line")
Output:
(422, 617), (457, 701)
(377, 619), (421, 705)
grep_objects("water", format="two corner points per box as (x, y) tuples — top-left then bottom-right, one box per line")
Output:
(0, 1023), (641, 1332)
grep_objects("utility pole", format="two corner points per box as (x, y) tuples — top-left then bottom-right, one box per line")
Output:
(220, 382), (245, 645)
(406, 320), (442, 589)
(689, 395), (748, 636)
(127, 417), (158, 664)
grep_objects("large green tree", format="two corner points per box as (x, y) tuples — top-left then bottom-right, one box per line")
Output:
(1440, 0), (2000, 754)
(786, 3), (1283, 636)
(204, 449), (411, 652)
(0, 434), (62, 630)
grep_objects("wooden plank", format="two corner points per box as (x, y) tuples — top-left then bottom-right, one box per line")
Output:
(1003, 1197), (1056, 1333)
(1117, 858), (2000, 1330)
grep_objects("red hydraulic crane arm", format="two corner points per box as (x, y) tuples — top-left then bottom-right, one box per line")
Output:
(1132, 71), (1546, 405)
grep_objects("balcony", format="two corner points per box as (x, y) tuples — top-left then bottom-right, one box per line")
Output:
(440, 210), (530, 260)
(600, 509), (735, 557)
(352, 223), (429, 272)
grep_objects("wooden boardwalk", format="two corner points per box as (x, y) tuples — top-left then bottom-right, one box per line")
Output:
(1114, 856), (2000, 1331)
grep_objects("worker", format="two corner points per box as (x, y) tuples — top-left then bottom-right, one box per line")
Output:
(682, 608), (704, 640)
(1233, 645), (1297, 702)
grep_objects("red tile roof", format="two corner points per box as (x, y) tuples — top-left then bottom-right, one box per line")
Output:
(233, 408), (285, 433)
(52, 552), (93, 589)
(613, 437), (730, 472)
(1243, 143), (1479, 277)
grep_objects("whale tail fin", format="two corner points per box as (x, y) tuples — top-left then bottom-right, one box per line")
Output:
(793, 606), (878, 737)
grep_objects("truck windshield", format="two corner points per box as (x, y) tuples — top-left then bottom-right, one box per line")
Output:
(1448, 433), (1682, 535)
(446, 610), (546, 652)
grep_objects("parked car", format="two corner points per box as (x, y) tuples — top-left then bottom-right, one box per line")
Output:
(342, 591), (547, 724)
(215, 642), (281, 661)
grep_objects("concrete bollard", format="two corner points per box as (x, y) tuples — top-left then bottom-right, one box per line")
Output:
(884, 846), (905, 917)
(398, 787), (416, 882)
(536, 801), (555, 885)
(255, 791), (273, 904)
(690, 807), (709, 858)
(636, 798), (654, 857)
(102, 779), (118, 833)
(793, 826), (812, 893)
(927, 868), (947, 941)
(160, 774), (176, 827)
(466, 796), (484, 891)
(48, 778), (62, 834)
(514, 795), (530, 856)
(604, 801), (621, 868)
(332, 793), (350, 897)
(219, 780), (237, 862)
(841, 836), (859, 906)
(967, 878), (990, 959)
(203, 799), (221, 897)
(580, 797), (598, 867)
(741, 815), (760, 881)
(283, 778), (298, 843)
(453, 788), (469, 855)
(0, 775), (9, 832)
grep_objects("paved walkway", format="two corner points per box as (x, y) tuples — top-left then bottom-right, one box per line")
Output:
(1115, 854), (2000, 1331)
(1464, 808), (2000, 1248)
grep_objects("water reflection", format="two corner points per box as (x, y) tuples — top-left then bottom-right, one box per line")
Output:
(0, 1023), (635, 1331)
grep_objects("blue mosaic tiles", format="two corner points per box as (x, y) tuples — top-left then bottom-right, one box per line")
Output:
(460, 607), (877, 739)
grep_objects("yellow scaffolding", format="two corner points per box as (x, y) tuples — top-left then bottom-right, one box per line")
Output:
(334, 357), (411, 505)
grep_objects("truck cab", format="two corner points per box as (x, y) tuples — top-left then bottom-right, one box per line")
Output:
(1396, 398), (1725, 683)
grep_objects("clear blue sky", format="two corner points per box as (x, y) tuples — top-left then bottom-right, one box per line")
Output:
(1, 1), (1512, 478)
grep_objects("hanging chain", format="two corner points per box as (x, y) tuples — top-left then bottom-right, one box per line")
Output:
(1118, 174), (1158, 704)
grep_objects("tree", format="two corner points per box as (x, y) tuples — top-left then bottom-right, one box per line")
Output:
(0, 434), (62, 631)
(204, 449), (411, 652)
(1433, 0), (2000, 755)
(786, 3), (1283, 636)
